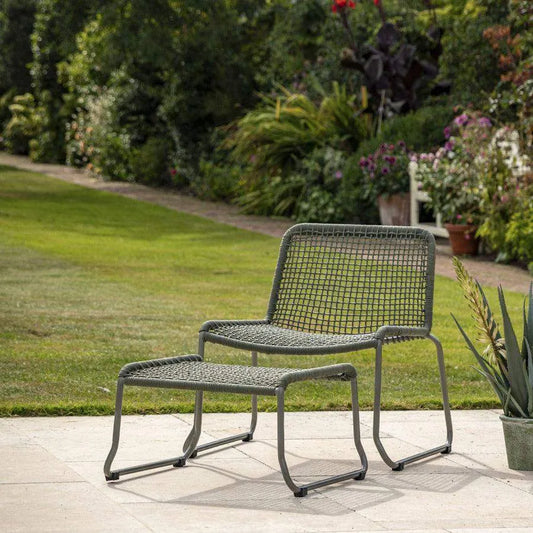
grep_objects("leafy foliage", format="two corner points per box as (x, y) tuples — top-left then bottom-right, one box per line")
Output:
(227, 83), (367, 178)
(3, 93), (38, 154)
(334, 2), (447, 117)
(0, 0), (35, 95)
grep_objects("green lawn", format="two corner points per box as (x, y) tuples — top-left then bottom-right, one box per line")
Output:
(0, 165), (524, 415)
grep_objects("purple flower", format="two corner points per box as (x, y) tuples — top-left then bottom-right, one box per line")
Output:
(368, 163), (376, 172)
(444, 126), (451, 139)
(477, 117), (492, 127)
(381, 166), (390, 175)
(388, 156), (397, 165)
(335, 170), (343, 179)
(444, 141), (454, 151)
(359, 157), (368, 168)
(397, 140), (406, 149)
(454, 113), (469, 127)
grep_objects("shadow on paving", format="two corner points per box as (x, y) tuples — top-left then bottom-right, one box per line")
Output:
(106, 459), (476, 515)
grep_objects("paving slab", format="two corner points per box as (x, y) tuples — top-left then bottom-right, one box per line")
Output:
(1, 411), (533, 532)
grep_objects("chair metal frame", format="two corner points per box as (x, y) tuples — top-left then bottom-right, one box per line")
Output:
(183, 224), (453, 471)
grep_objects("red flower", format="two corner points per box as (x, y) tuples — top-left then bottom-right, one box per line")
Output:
(331, 0), (356, 12)
(373, 0), (380, 5)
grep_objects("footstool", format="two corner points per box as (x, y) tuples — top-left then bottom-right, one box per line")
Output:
(104, 355), (367, 497)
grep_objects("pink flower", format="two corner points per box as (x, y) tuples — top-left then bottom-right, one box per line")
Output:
(456, 214), (462, 220)
(454, 113), (469, 127)
(444, 126), (451, 139)
(170, 168), (177, 176)
(335, 170), (343, 179)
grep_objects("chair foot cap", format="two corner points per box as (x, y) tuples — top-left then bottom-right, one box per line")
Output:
(190, 451), (198, 459)
(105, 472), (119, 481)
(441, 446), (452, 455)
(173, 458), (187, 467)
(242, 434), (253, 442)
(294, 488), (308, 497)
(354, 472), (366, 480)
(392, 463), (405, 471)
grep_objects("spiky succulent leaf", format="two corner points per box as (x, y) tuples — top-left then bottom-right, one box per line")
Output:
(498, 286), (529, 415)
(452, 315), (515, 411)
(523, 283), (533, 359)
(525, 338), (533, 417)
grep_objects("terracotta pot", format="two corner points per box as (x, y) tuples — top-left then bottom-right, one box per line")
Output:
(378, 193), (410, 226)
(444, 223), (479, 255)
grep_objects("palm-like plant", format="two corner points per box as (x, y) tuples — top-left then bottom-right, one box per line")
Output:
(453, 258), (533, 418)
(226, 82), (367, 177)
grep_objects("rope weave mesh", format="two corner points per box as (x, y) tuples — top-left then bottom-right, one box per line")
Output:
(206, 323), (374, 348)
(269, 225), (432, 335)
(121, 359), (351, 390)
(124, 361), (298, 388)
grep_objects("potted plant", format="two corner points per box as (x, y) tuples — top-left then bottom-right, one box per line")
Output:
(415, 112), (494, 255)
(453, 258), (533, 470)
(359, 141), (411, 225)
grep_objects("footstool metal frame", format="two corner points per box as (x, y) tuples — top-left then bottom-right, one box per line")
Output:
(104, 355), (368, 497)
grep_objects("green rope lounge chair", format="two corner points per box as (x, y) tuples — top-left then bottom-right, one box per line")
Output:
(184, 223), (453, 471)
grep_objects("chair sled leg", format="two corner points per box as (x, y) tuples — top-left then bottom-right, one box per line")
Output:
(373, 337), (453, 471)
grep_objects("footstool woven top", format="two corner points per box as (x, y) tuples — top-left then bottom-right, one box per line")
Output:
(119, 354), (356, 396)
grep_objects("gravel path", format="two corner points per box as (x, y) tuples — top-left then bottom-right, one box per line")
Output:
(1, 152), (530, 294)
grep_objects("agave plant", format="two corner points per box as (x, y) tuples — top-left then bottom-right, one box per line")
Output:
(453, 258), (533, 418)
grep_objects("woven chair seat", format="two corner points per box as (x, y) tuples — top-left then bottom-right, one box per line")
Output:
(119, 354), (355, 396)
(203, 321), (380, 354)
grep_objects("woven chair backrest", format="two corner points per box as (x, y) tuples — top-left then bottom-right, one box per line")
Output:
(267, 224), (435, 335)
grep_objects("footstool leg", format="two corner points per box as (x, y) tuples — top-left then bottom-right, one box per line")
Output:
(104, 384), (202, 479)
(276, 379), (367, 497)
(183, 349), (258, 455)
(104, 378), (125, 480)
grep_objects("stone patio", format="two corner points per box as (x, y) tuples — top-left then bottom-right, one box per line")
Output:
(2, 410), (533, 532)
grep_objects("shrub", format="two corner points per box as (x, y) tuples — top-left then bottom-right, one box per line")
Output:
(227, 83), (368, 181)
(377, 104), (455, 151)
(505, 185), (533, 271)
(0, 0), (36, 95)
(194, 160), (241, 202)
(3, 93), (38, 154)
(129, 137), (171, 185)
(29, 0), (99, 162)
(439, 0), (505, 104)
